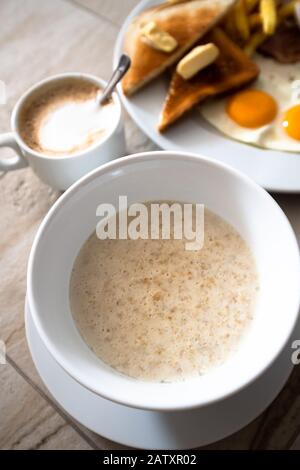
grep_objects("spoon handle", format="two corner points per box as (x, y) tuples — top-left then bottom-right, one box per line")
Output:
(99, 54), (131, 105)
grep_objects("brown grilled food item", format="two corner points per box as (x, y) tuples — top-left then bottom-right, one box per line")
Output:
(159, 28), (260, 132)
(122, 0), (235, 96)
(259, 22), (300, 64)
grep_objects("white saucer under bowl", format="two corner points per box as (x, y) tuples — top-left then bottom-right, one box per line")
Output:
(25, 299), (298, 450)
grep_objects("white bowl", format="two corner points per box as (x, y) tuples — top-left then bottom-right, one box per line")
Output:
(27, 151), (300, 411)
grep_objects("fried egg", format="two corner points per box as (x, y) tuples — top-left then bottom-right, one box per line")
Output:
(200, 54), (300, 152)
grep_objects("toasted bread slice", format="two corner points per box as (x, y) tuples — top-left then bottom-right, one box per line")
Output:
(158, 28), (260, 132)
(122, 0), (235, 96)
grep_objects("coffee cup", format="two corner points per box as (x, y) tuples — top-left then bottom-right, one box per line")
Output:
(0, 73), (125, 190)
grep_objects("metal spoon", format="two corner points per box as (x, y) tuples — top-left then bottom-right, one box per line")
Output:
(99, 54), (131, 105)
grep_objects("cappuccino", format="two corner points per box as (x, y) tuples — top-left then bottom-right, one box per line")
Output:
(70, 204), (258, 383)
(18, 78), (117, 156)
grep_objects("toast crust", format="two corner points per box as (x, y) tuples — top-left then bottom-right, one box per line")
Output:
(122, 0), (235, 96)
(158, 28), (260, 132)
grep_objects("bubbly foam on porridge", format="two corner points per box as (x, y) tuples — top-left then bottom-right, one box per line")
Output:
(70, 204), (258, 382)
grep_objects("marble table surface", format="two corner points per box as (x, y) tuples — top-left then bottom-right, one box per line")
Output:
(0, 0), (300, 450)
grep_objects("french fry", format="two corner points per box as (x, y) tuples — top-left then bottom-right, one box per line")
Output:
(245, 0), (260, 13)
(279, 0), (300, 19)
(249, 1), (299, 31)
(244, 30), (267, 56)
(260, 0), (277, 35)
(223, 13), (238, 39)
(249, 12), (261, 28)
(233, 0), (250, 41)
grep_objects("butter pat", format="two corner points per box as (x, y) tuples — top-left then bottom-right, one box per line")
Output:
(141, 21), (178, 53)
(177, 43), (220, 80)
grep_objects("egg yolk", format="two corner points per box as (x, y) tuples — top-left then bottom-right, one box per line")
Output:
(226, 90), (278, 129)
(283, 105), (300, 141)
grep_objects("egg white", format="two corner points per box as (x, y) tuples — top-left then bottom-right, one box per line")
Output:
(199, 54), (300, 153)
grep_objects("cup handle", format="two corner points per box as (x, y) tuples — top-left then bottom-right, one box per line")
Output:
(0, 132), (28, 171)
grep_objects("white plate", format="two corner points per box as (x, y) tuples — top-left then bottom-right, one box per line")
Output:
(26, 299), (297, 450)
(114, 0), (300, 193)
